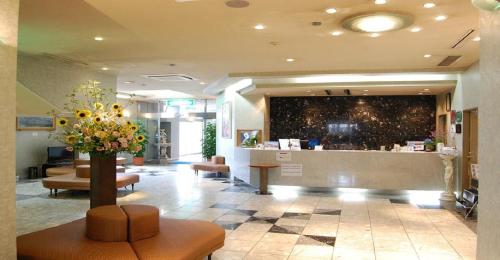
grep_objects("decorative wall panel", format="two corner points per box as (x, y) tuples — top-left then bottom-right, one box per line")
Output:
(270, 96), (436, 150)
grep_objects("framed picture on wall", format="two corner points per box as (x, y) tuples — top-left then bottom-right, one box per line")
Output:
(16, 116), (55, 131)
(236, 129), (262, 147)
(221, 102), (232, 139)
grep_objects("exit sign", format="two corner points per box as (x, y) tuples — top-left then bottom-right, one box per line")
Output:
(166, 99), (195, 106)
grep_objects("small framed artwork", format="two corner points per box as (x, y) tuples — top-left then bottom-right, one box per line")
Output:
(17, 116), (55, 131)
(221, 102), (232, 139)
(236, 129), (262, 147)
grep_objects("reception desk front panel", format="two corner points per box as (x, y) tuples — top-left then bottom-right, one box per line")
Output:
(233, 148), (444, 191)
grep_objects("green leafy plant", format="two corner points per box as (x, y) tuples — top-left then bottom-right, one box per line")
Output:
(202, 122), (216, 160)
(132, 120), (149, 157)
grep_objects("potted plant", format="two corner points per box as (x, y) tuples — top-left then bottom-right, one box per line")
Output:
(132, 120), (148, 166)
(201, 122), (216, 161)
(51, 80), (142, 208)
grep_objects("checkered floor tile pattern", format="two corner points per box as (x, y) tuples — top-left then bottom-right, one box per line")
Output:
(16, 165), (477, 260)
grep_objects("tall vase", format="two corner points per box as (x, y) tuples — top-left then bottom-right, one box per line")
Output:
(90, 153), (117, 208)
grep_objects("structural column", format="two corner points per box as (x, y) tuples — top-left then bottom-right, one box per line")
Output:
(477, 9), (500, 260)
(0, 0), (20, 258)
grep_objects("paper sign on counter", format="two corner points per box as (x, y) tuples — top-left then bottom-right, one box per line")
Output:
(281, 164), (303, 176)
(276, 151), (292, 161)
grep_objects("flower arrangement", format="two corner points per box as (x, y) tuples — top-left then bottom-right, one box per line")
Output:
(131, 120), (149, 158)
(50, 81), (143, 156)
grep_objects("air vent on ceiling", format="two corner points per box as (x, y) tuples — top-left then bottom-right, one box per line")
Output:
(143, 74), (195, 82)
(450, 29), (475, 49)
(438, 56), (462, 66)
(41, 53), (88, 66)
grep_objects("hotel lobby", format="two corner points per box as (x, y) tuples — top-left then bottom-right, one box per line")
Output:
(1, 0), (500, 259)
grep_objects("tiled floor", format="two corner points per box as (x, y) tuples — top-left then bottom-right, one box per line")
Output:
(16, 165), (477, 260)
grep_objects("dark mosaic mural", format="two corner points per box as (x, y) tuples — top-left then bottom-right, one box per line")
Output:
(270, 96), (436, 150)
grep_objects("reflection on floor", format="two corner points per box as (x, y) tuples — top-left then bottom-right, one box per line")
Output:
(16, 164), (477, 259)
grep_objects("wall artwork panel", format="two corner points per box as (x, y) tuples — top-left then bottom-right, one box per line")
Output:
(270, 96), (436, 150)
(221, 101), (232, 139)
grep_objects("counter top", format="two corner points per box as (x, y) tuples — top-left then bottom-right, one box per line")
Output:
(239, 148), (439, 154)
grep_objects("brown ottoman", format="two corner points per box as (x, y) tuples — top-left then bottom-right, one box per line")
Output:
(86, 205), (128, 242)
(121, 205), (160, 242)
(76, 165), (91, 178)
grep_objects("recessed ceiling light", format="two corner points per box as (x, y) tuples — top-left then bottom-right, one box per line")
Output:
(374, 0), (387, 4)
(325, 8), (337, 14)
(306, 90), (311, 93)
(410, 27), (422, 32)
(331, 31), (343, 36)
(435, 15), (447, 21)
(370, 33), (381, 38)
(124, 81), (134, 84)
(363, 93), (368, 96)
(286, 58), (295, 62)
(254, 24), (265, 30)
(473, 36), (481, 42)
(423, 2), (436, 8)
(101, 67), (109, 71)
(94, 36), (104, 41)
(200, 82), (206, 85)
(418, 92), (424, 95)
(424, 88), (430, 91)
(424, 54), (432, 58)
(364, 89), (369, 92)
(342, 12), (413, 33)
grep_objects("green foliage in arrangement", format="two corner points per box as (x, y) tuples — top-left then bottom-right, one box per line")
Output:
(202, 122), (216, 160)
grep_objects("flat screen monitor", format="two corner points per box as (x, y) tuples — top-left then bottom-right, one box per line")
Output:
(47, 146), (74, 163)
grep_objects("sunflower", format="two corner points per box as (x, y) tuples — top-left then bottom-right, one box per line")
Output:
(94, 103), (104, 110)
(129, 124), (138, 132)
(76, 110), (92, 118)
(111, 103), (121, 111)
(116, 112), (123, 118)
(126, 120), (132, 125)
(65, 135), (77, 144)
(57, 118), (68, 126)
(93, 116), (102, 124)
(136, 135), (145, 142)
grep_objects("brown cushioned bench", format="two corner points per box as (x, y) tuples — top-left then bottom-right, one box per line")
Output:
(191, 156), (230, 177)
(47, 158), (127, 177)
(42, 172), (139, 196)
(17, 204), (225, 260)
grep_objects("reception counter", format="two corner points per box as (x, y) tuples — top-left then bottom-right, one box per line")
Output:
(231, 148), (445, 191)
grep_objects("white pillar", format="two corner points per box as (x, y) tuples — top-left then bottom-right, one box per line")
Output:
(0, 0), (19, 258)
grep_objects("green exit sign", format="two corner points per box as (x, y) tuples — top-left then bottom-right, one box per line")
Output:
(166, 99), (195, 106)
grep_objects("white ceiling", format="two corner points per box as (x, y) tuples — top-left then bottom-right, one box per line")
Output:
(18, 0), (479, 98)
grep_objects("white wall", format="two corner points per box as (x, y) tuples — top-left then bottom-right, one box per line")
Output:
(477, 10), (500, 260)
(0, 0), (19, 257)
(216, 86), (266, 183)
(16, 53), (116, 178)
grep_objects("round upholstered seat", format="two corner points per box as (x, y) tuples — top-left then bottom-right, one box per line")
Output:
(86, 205), (128, 242)
(120, 204), (159, 242)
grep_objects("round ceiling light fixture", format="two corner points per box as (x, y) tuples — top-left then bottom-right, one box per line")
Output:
(225, 0), (249, 8)
(342, 12), (413, 33)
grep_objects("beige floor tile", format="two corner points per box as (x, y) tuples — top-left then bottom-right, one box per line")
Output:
(375, 250), (419, 260)
(260, 233), (300, 244)
(373, 238), (414, 252)
(249, 241), (296, 256)
(222, 239), (258, 252)
(333, 247), (375, 260)
(236, 223), (273, 232)
(417, 252), (462, 260)
(289, 245), (333, 259)
(335, 237), (374, 251)
(302, 223), (338, 237)
(227, 230), (267, 241)
(212, 250), (247, 260)
(309, 214), (340, 223)
(244, 253), (288, 260)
